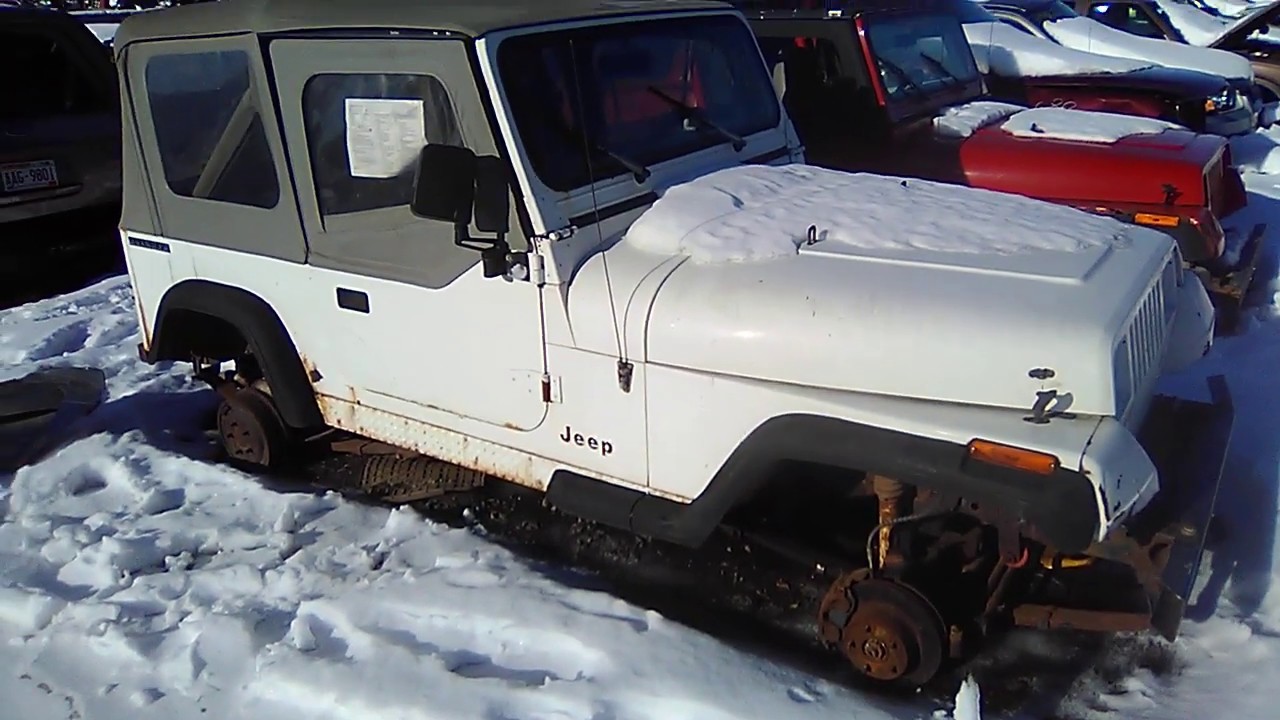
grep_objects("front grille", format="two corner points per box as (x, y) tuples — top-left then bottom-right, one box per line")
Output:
(1116, 264), (1171, 418)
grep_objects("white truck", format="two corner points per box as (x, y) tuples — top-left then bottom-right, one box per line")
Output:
(112, 0), (1232, 687)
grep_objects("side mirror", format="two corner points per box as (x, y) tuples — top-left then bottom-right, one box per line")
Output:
(410, 144), (477, 224)
(410, 144), (518, 279)
(473, 155), (510, 234)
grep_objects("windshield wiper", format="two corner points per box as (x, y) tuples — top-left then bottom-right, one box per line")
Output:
(646, 85), (747, 152)
(592, 140), (651, 183)
(877, 57), (926, 96)
(560, 121), (651, 183)
(918, 52), (963, 87)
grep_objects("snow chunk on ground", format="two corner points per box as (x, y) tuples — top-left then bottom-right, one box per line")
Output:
(1154, 0), (1231, 45)
(1044, 16), (1254, 80)
(963, 20), (1153, 76)
(1230, 126), (1280, 173)
(1001, 106), (1184, 143)
(624, 164), (1128, 264)
(933, 100), (1023, 138)
(953, 675), (982, 720)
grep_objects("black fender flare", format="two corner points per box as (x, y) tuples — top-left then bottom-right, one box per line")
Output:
(144, 279), (324, 430)
(547, 414), (1101, 554)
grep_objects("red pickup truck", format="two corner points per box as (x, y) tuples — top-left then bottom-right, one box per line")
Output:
(740, 0), (1264, 330)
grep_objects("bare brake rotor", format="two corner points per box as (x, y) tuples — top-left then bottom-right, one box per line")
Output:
(818, 573), (947, 685)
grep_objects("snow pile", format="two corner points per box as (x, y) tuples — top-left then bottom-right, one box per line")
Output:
(1043, 16), (1254, 80)
(1001, 107), (1184, 143)
(0, 278), (919, 719)
(623, 164), (1128, 264)
(933, 100), (1023, 139)
(952, 675), (982, 720)
(1230, 126), (1280, 173)
(963, 20), (1154, 76)
(1154, 0), (1232, 45)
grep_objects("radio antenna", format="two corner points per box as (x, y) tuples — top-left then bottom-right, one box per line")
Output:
(568, 37), (633, 393)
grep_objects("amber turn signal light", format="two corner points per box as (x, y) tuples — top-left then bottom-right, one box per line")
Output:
(1133, 212), (1181, 228)
(966, 439), (1060, 475)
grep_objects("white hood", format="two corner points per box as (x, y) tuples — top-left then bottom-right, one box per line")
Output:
(1043, 16), (1254, 80)
(566, 165), (1180, 418)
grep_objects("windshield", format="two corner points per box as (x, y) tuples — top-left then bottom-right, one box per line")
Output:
(863, 12), (983, 105)
(496, 14), (781, 192)
(1029, 1), (1079, 23)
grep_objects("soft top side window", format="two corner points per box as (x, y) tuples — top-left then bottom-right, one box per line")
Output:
(144, 49), (280, 209)
(300, 72), (463, 217)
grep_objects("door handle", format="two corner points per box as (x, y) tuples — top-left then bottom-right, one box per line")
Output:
(336, 288), (369, 313)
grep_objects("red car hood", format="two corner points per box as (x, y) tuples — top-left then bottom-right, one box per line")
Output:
(959, 119), (1225, 209)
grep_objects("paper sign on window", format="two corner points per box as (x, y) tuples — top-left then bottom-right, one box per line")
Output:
(344, 98), (426, 179)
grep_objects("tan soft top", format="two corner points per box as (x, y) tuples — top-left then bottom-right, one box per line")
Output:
(114, 0), (733, 49)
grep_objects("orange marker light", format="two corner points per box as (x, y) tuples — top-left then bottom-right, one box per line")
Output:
(967, 440), (1060, 475)
(1133, 213), (1181, 228)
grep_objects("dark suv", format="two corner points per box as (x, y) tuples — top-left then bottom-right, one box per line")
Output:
(1, 5), (121, 228)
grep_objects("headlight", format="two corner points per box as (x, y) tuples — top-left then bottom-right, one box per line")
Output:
(1206, 88), (1239, 113)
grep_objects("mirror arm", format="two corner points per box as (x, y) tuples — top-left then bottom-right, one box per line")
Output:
(453, 224), (525, 279)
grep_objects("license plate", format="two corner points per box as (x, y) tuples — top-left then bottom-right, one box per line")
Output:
(1, 160), (59, 193)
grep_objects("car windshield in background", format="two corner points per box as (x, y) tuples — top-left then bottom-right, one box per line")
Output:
(1030, 1), (1080, 23)
(0, 27), (105, 122)
(863, 13), (982, 104)
(496, 15), (780, 192)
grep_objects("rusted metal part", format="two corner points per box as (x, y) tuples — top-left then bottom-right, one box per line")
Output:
(330, 437), (410, 457)
(1012, 604), (1153, 633)
(311, 393), (612, 497)
(1076, 527), (1175, 596)
(1201, 221), (1265, 335)
(818, 574), (946, 685)
(216, 386), (287, 468)
(982, 562), (1017, 618)
(871, 475), (910, 572)
(356, 456), (487, 504)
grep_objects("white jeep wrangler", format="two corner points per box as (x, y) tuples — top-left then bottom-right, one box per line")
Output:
(114, 0), (1232, 686)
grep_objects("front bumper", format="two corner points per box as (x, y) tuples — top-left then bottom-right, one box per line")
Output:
(1127, 374), (1234, 637)
(1204, 104), (1257, 137)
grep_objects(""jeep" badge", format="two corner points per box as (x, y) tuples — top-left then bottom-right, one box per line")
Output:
(559, 425), (613, 456)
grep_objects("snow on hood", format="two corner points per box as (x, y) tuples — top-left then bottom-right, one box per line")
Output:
(934, 100), (1023, 138)
(1043, 16), (1254, 80)
(963, 20), (1154, 76)
(1155, 0), (1233, 45)
(1000, 106), (1185, 143)
(623, 164), (1127, 265)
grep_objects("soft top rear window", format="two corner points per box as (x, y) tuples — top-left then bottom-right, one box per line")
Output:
(497, 13), (781, 192)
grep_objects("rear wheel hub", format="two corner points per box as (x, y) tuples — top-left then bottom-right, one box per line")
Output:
(216, 386), (287, 468)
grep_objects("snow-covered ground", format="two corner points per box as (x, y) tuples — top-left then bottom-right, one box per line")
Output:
(7, 127), (1280, 719)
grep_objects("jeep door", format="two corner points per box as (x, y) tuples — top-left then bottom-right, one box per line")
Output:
(267, 35), (548, 432)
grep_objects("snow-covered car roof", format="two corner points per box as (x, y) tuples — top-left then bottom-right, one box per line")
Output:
(964, 19), (1154, 75)
(1152, 0), (1234, 45)
(1043, 14), (1254, 79)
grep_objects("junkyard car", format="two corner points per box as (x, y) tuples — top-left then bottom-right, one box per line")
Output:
(972, 0), (1257, 134)
(744, 0), (1263, 330)
(116, 0), (1231, 687)
(1, 4), (121, 228)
